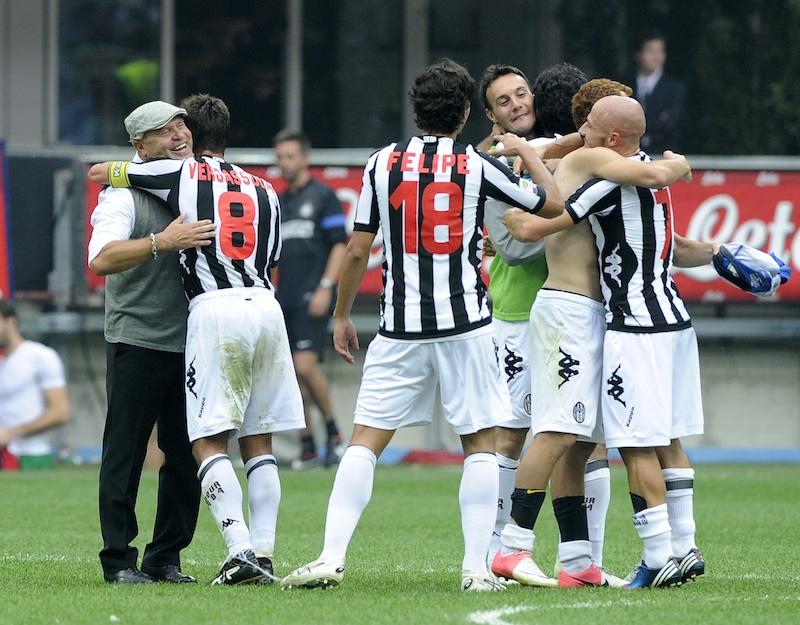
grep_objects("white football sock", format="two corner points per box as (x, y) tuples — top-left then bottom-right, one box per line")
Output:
(492, 453), (519, 554)
(558, 539), (593, 574)
(633, 503), (672, 569)
(460, 452), (499, 574)
(245, 454), (280, 559)
(499, 521), (535, 553)
(584, 461), (611, 567)
(198, 454), (251, 558)
(663, 467), (697, 557)
(319, 445), (377, 563)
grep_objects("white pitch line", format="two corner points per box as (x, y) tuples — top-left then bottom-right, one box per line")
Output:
(466, 594), (800, 625)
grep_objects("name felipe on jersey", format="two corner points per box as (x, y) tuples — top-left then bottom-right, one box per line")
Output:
(187, 161), (270, 188)
(386, 151), (471, 175)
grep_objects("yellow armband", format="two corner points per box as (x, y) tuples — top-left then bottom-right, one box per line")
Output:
(108, 161), (131, 188)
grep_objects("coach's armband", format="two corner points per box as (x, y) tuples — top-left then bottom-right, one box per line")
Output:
(108, 161), (131, 188)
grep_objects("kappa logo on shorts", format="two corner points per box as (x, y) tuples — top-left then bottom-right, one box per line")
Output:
(573, 401), (586, 423)
(604, 243), (623, 287)
(504, 347), (524, 382)
(492, 338), (500, 370)
(186, 356), (198, 399)
(607, 364), (626, 406)
(524, 393), (532, 416)
(557, 348), (580, 387)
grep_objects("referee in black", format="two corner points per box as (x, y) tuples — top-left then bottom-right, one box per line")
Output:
(88, 101), (214, 583)
(273, 130), (347, 468)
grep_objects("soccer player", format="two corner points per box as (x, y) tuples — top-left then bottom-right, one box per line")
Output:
(503, 95), (712, 588)
(479, 63), (590, 587)
(0, 299), (70, 470)
(89, 94), (304, 586)
(281, 58), (563, 593)
(272, 129), (347, 469)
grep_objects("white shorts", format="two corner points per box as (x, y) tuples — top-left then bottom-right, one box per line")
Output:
(353, 325), (512, 435)
(493, 318), (532, 429)
(185, 288), (304, 443)
(602, 327), (704, 449)
(530, 289), (604, 442)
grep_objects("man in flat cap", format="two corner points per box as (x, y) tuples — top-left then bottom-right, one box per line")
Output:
(89, 101), (214, 584)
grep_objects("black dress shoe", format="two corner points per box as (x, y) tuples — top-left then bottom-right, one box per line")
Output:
(141, 564), (197, 583)
(104, 568), (157, 584)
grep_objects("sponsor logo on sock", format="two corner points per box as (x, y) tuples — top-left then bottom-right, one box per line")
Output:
(203, 481), (225, 505)
(221, 518), (239, 528)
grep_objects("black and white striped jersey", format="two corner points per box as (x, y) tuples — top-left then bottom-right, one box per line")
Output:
(108, 156), (281, 299)
(353, 135), (548, 339)
(564, 151), (691, 333)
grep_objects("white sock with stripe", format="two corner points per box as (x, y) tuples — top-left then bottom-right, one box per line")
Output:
(460, 452), (499, 574)
(663, 467), (697, 557)
(198, 453), (251, 558)
(245, 454), (280, 559)
(319, 445), (377, 563)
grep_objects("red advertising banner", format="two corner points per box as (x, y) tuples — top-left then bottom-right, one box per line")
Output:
(85, 165), (800, 302)
(0, 142), (12, 298)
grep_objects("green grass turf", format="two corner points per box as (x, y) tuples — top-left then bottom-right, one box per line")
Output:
(1, 463), (799, 625)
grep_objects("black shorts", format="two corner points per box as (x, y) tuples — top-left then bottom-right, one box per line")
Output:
(283, 306), (330, 356)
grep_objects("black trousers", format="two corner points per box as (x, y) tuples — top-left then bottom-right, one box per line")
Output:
(98, 342), (200, 575)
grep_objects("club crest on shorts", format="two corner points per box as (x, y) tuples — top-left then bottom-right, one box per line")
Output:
(524, 393), (532, 416)
(573, 401), (586, 423)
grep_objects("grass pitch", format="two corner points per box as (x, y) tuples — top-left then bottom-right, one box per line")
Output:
(1, 463), (798, 625)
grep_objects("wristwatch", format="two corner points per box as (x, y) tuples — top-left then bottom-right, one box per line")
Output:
(319, 278), (336, 289)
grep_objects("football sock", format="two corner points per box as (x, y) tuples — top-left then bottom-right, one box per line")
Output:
(494, 453), (519, 547)
(325, 419), (340, 440)
(499, 521), (535, 554)
(584, 460), (611, 567)
(663, 467), (697, 557)
(510, 487), (546, 530)
(553, 496), (592, 574)
(319, 445), (376, 563)
(301, 434), (315, 455)
(633, 504), (672, 569)
(460, 452), (499, 573)
(198, 454), (251, 558)
(245, 454), (280, 559)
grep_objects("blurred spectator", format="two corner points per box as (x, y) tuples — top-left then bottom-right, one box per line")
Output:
(273, 130), (347, 469)
(0, 300), (70, 470)
(632, 33), (686, 154)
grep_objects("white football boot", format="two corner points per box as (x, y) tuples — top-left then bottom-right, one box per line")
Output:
(281, 559), (345, 589)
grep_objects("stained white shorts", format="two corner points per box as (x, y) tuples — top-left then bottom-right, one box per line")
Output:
(530, 289), (605, 442)
(602, 327), (704, 449)
(353, 325), (512, 435)
(185, 288), (304, 443)
(492, 318), (532, 429)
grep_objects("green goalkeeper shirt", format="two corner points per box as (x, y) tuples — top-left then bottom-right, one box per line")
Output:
(488, 254), (548, 321)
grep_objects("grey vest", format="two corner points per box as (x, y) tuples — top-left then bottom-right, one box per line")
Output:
(104, 189), (187, 352)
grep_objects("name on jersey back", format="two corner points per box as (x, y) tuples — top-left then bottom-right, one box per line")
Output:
(187, 161), (270, 188)
(386, 151), (471, 175)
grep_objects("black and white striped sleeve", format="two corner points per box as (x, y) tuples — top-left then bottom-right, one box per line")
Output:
(352, 149), (383, 234)
(478, 152), (547, 214)
(565, 178), (619, 223)
(107, 158), (184, 205)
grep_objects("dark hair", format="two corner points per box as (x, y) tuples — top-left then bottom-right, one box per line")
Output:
(635, 32), (666, 53)
(0, 299), (16, 319)
(479, 64), (530, 110)
(180, 93), (230, 154)
(572, 78), (633, 128)
(273, 129), (311, 152)
(531, 63), (588, 136)
(409, 58), (476, 135)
